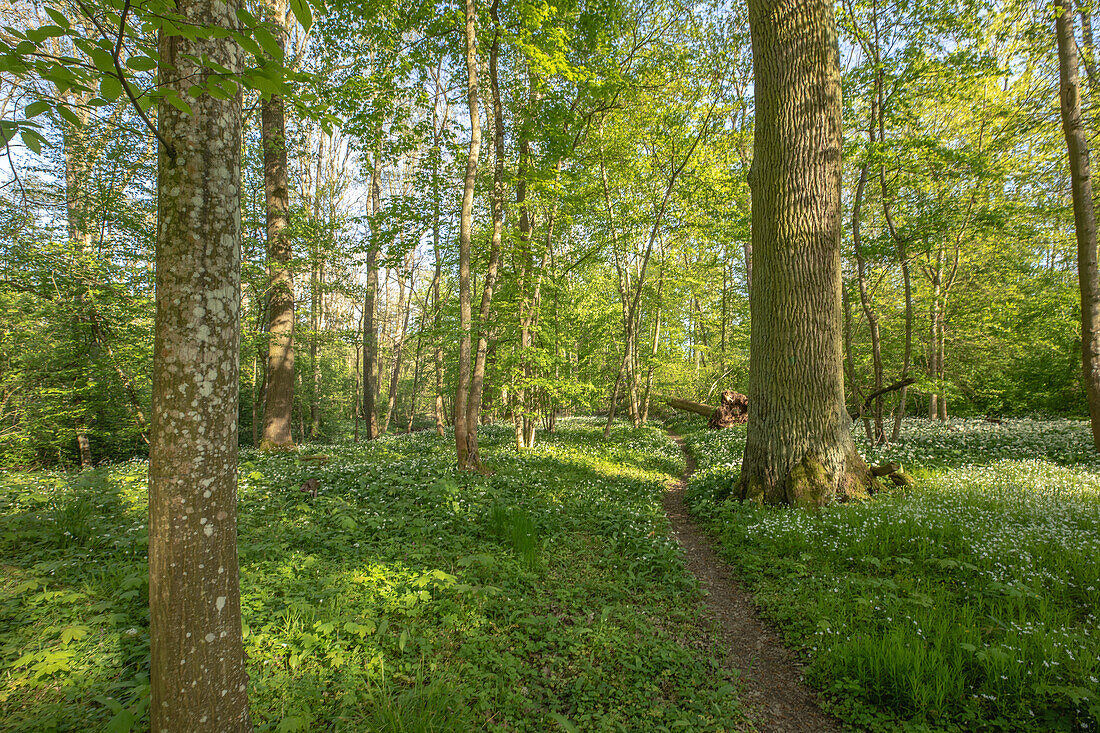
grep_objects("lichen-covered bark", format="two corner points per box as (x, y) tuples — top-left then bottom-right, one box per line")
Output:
(1057, 0), (1100, 452)
(150, 0), (250, 727)
(260, 0), (294, 450)
(738, 0), (873, 506)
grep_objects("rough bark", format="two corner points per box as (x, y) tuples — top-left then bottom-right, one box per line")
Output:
(454, 0), (481, 469)
(1057, 0), (1100, 451)
(260, 0), (294, 450)
(738, 0), (874, 507)
(150, 0), (250, 726)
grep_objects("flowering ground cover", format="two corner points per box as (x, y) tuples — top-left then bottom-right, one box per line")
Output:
(0, 419), (744, 731)
(676, 415), (1100, 732)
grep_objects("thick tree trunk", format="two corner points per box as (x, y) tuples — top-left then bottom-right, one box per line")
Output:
(739, 0), (874, 507)
(1058, 0), (1100, 451)
(454, 0), (481, 469)
(260, 0), (294, 450)
(150, 0), (250, 727)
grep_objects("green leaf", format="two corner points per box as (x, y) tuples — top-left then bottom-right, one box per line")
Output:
(0, 120), (17, 146)
(100, 75), (122, 101)
(20, 129), (45, 154)
(57, 105), (83, 127)
(165, 93), (192, 115)
(45, 8), (70, 29)
(89, 48), (116, 75)
(60, 625), (89, 644)
(24, 100), (50, 118)
(288, 0), (312, 31)
(126, 55), (157, 72)
(253, 26), (283, 61)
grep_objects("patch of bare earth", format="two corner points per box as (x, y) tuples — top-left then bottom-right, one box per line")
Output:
(664, 431), (842, 733)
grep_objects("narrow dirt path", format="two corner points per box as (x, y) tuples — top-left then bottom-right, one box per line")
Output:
(663, 430), (842, 733)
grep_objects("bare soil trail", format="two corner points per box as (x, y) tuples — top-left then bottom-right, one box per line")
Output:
(663, 430), (843, 733)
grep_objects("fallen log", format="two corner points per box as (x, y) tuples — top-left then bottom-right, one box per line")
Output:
(660, 395), (715, 418)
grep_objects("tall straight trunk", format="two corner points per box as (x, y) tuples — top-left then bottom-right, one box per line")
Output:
(150, 0), (250, 726)
(514, 71), (536, 451)
(382, 262), (412, 434)
(455, 0), (481, 469)
(852, 153), (884, 443)
(843, 287), (873, 443)
(928, 260), (943, 420)
(363, 157), (381, 439)
(465, 4), (506, 464)
(63, 99), (93, 468)
(260, 0), (293, 449)
(739, 0), (873, 506)
(309, 133), (324, 439)
(407, 288), (430, 433)
(1058, 0), (1100, 451)
(641, 263), (664, 424)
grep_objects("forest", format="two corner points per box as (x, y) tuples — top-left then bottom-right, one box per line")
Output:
(1, 0), (1099, 730)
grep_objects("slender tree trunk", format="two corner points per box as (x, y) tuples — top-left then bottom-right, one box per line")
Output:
(260, 0), (293, 450)
(738, 0), (874, 506)
(928, 262), (942, 420)
(363, 157), (381, 439)
(383, 261), (413, 434)
(455, 0), (481, 469)
(150, 0), (250, 726)
(1056, 0), (1100, 451)
(852, 153), (884, 443)
(465, 5), (506, 465)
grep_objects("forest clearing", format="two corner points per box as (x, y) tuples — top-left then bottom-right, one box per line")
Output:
(5, 0), (1100, 729)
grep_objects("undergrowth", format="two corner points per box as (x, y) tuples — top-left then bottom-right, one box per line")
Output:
(674, 414), (1100, 732)
(0, 418), (743, 731)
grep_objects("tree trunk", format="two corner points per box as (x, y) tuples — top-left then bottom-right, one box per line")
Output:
(852, 150), (884, 443)
(454, 0), (481, 469)
(1058, 0), (1100, 451)
(309, 133), (324, 440)
(150, 0), (250, 726)
(363, 157), (381, 440)
(260, 0), (294, 450)
(465, 2), (505, 466)
(739, 0), (873, 507)
(382, 260), (413, 434)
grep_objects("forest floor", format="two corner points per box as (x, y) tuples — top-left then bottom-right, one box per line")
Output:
(663, 429), (840, 733)
(0, 418), (749, 732)
(672, 415), (1100, 732)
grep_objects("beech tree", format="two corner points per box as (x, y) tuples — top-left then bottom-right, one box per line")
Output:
(148, 0), (250, 725)
(1056, 0), (1100, 451)
(737, 0), (874, 506)
(260, 0), (295, 450)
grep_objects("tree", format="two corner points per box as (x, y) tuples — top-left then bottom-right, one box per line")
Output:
(1055, 0), (1100, 451)
(737, 0), (874, 506)
(260, 0), (295, 450)
(454, 0), (481, 470)
(148, 0), (250, 725)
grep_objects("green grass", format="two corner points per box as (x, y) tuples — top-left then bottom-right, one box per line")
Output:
(675, 414), (1100, 732)
(0, 418), (743, 731)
